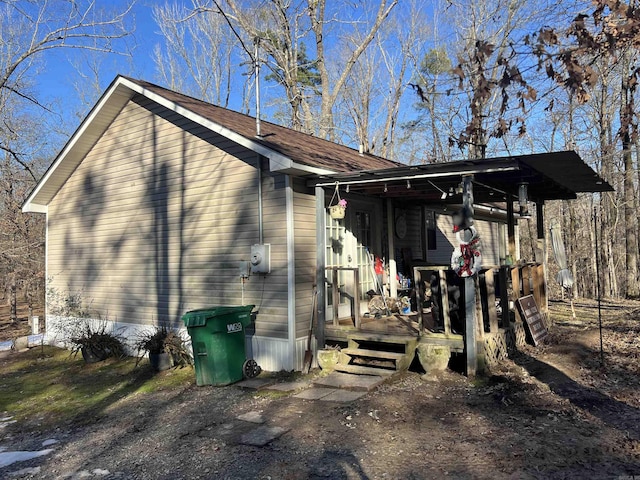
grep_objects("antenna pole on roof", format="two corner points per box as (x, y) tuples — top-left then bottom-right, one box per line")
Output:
(254, 37), (261, 138)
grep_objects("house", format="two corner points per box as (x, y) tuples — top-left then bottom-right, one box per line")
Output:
(23, 75), (612, 372)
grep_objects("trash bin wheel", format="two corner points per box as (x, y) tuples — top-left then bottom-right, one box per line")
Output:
(243, 359), (261, 379)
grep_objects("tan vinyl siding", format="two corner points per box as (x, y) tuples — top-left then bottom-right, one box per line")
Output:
(292, 178), (317, 339)
(47, 95), (289, 338)
(473, 217), (501, 267)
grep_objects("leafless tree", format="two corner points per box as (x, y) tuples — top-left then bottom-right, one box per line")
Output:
(0, 0), (134, 319)
(184, 1), (396, 138)
(338, 0), (430, 160)
(152, 1), (238, 107)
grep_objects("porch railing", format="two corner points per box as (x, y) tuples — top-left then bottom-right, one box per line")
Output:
(325, 266), (360, 329)
(413, 263), (548, 337)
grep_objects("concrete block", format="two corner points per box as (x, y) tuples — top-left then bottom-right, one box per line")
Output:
(13, 336), (28, 351)
(313, 372), (384, 391)
(236, 412), (265, 424)
(319, 390), (367, 402)
(293, 388), (335, 400)
(240, 426), (288, 447)
(236, 378), (275, 390)
(265, 381), (308, 392)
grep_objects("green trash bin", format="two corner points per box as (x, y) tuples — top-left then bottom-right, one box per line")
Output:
(182, 305), (255, 386)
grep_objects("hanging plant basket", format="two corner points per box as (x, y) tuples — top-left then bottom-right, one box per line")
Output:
(328, 183), (347, 220)
(329, 204), (346, 219)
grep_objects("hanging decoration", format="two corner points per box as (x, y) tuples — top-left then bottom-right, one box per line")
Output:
(451, 226), (482, 277)
(328, 183), (347, 219)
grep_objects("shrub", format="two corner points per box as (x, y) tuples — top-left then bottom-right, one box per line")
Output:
(68, 322), (127, 361)
(134, 326), (192, 368)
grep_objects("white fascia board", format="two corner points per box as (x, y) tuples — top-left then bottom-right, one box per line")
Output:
(22, 204), (47, 214)
(270, 157), (335, 176)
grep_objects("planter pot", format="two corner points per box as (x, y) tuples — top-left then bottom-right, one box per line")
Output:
(317, 349), (341, 371)
(81, 346), (107, 364)
(149, 352), (173, 372)
(329, 205), (346, 220)
(416, 344), (451, 373)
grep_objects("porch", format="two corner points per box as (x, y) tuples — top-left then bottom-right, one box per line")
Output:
(309, 151), (612, 376)
(322, 262), (546, 374)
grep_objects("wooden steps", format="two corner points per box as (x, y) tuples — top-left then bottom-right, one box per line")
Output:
(334, 364), (396, 376)
(334, 333), (418, 377)
(341, 348), (406, 361)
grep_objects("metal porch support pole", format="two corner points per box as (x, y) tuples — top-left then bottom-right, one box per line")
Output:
(507, 199), (516, 262)
(387, 198), (397, 299)
(315, 186), (326, 350)
(536, 202), (545, 262)
(462, 175), (477, 377)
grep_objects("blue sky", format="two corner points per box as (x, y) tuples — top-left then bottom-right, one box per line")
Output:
(35, 1), (159, 116)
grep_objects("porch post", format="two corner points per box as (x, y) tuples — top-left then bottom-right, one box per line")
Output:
(536, 201), (549, 312)
(536, 202), (545, 262)
(507, 198), (516, 262)
(387, 198), (397, 298)
(462, 175), (478, 377)
(315, 186), (326, 350)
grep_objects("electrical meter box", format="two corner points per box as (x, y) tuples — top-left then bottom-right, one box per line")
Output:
(250, 244), (270, 274)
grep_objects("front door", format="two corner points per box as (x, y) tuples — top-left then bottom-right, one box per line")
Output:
(325, 197), (381, 320)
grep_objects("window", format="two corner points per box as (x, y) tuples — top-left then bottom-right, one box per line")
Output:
(425, 209), (437, 250)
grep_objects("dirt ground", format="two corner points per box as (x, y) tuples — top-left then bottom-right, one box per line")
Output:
(1, 299), (640, 479)
(0, 302), (43, 341)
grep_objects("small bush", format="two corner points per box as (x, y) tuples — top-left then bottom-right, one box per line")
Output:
(134, 326), (192, 368)
(68, 322), (127, 361)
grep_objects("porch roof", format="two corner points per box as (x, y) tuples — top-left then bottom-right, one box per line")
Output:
(309, 150), (613, 203)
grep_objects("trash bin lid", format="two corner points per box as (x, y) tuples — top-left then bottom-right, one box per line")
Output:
(182, 305), (255, 328)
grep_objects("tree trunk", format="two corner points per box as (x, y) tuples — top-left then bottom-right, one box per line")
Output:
(10, 274), (17, 323)
(623, 146), (638, 297)
(310, 0), (397, 139)
(621, 65), (639, 297)
(597, 72), (616, 298)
